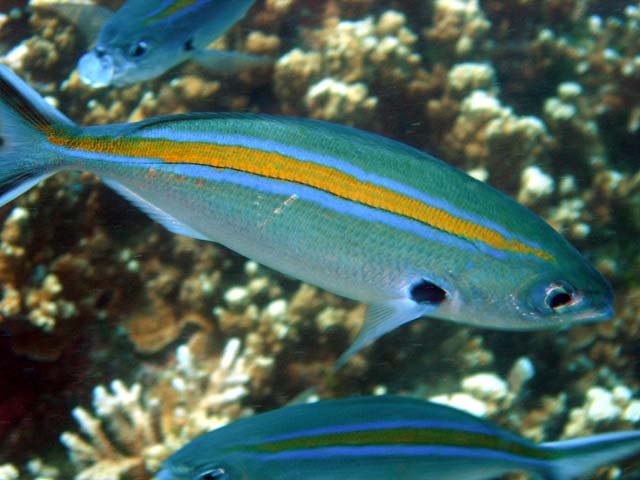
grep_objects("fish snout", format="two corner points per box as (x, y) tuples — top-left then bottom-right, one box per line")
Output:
(77, 50), (115, 88)
(154, 467), (175, 480)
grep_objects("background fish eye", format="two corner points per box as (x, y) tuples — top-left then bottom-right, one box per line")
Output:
(128, 41), (148, 58)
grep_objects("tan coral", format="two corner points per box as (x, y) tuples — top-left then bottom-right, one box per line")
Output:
(61, 337), (267, 479)
(445, 89), (549, 193)
(274, 10), (423, 127)
(304, 78), (378, 125)
(423, 0), (491, 58)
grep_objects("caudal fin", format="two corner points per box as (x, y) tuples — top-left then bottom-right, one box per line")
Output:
(0, 65), (77, 206)
(541, 430), (640, 480)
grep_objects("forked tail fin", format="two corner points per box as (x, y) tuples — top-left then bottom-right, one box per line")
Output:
(541, 430), (640, 479)
(0, 65), (77, 206)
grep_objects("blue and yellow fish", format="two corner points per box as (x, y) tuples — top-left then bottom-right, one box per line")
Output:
(157, 395), (640, 480)
(0, 66), (613, 367)
(52, 0), (267, 87)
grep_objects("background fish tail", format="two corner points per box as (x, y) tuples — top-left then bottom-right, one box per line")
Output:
(541, 430), (640, 479)
(0, 65), (76, 206)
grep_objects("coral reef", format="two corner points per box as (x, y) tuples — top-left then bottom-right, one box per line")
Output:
(443, 88), (549, 192)
(0, 0), (638, 478)
(423, 0), (492, 59)
(563, 385), (640, 438)
(429, 359), (530, 418)
(60, 337), (260, 480)
(274, 10), (423, 128)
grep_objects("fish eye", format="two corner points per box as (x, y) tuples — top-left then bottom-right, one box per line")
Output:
(95, 46), (106, 58)
(128, 41), (148, 58)
(543, 282), (575, 311)
(195, 467), (230, 480)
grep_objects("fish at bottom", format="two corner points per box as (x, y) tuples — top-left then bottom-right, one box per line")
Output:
(157, 395), (640, 480)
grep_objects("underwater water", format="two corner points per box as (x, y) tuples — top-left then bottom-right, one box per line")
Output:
(0, 0), (639, 478)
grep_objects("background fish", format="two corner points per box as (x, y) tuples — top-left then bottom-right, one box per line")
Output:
(157, 395), (640, 480)
(0, 66), (613, 367)
(41, 0), (267, 87)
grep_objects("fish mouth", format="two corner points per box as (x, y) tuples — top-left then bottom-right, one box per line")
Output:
(154, 468), (174, 480)
(579, 278), (615, 323)
(566, 285), (614, 324)
(573, 302), (615, 324)
(77, 50), (115, 88)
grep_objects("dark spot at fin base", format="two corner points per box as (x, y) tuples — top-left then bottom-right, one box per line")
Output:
(410, 279), (447, 304)
(183, 38), (195, 51)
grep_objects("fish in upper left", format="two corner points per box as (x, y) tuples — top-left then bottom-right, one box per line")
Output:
(36, 0), (267, 87)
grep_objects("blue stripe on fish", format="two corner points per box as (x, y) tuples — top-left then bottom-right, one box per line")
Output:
(46, 143), (491, 260)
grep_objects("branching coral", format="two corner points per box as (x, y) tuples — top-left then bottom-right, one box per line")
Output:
(60, 337), (262, 480)
(0, 458), (60, 479)
(429, 357), (535, 418)
(275, 10), (422, 127)
(444, 89), (549, 192)
(0, 1), (639, 478)
(563, 386), (640, 438)
(0, 199), (86, 360)
(423, 0), (491, 59)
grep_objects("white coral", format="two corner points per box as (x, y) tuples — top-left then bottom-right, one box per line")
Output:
(275, 10), (421, 125)
(304, 78), (377, 124)
(563, 385), (640, 438)
(0, 465), (19, 480)
(61, 338), (261, 479)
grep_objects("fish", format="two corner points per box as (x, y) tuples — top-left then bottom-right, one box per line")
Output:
(0, 66), (613, 368)
(39, 0), (267, 87)
(156, 395), (640, 480)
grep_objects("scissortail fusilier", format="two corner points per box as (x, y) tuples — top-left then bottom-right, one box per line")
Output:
(39, 0), (267, 87)
(157, 395), (640, 480)
(0, 66), (613, 368)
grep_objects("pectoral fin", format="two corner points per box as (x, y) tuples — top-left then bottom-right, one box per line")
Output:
(193, 49), (271, 75)
(333, 299), (437, 371)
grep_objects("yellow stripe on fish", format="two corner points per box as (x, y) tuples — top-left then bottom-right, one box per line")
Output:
(144, 0), (203, 24)
(48, 133), (554, 261)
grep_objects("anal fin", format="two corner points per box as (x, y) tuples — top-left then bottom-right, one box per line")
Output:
(102, 179), (209, 241)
